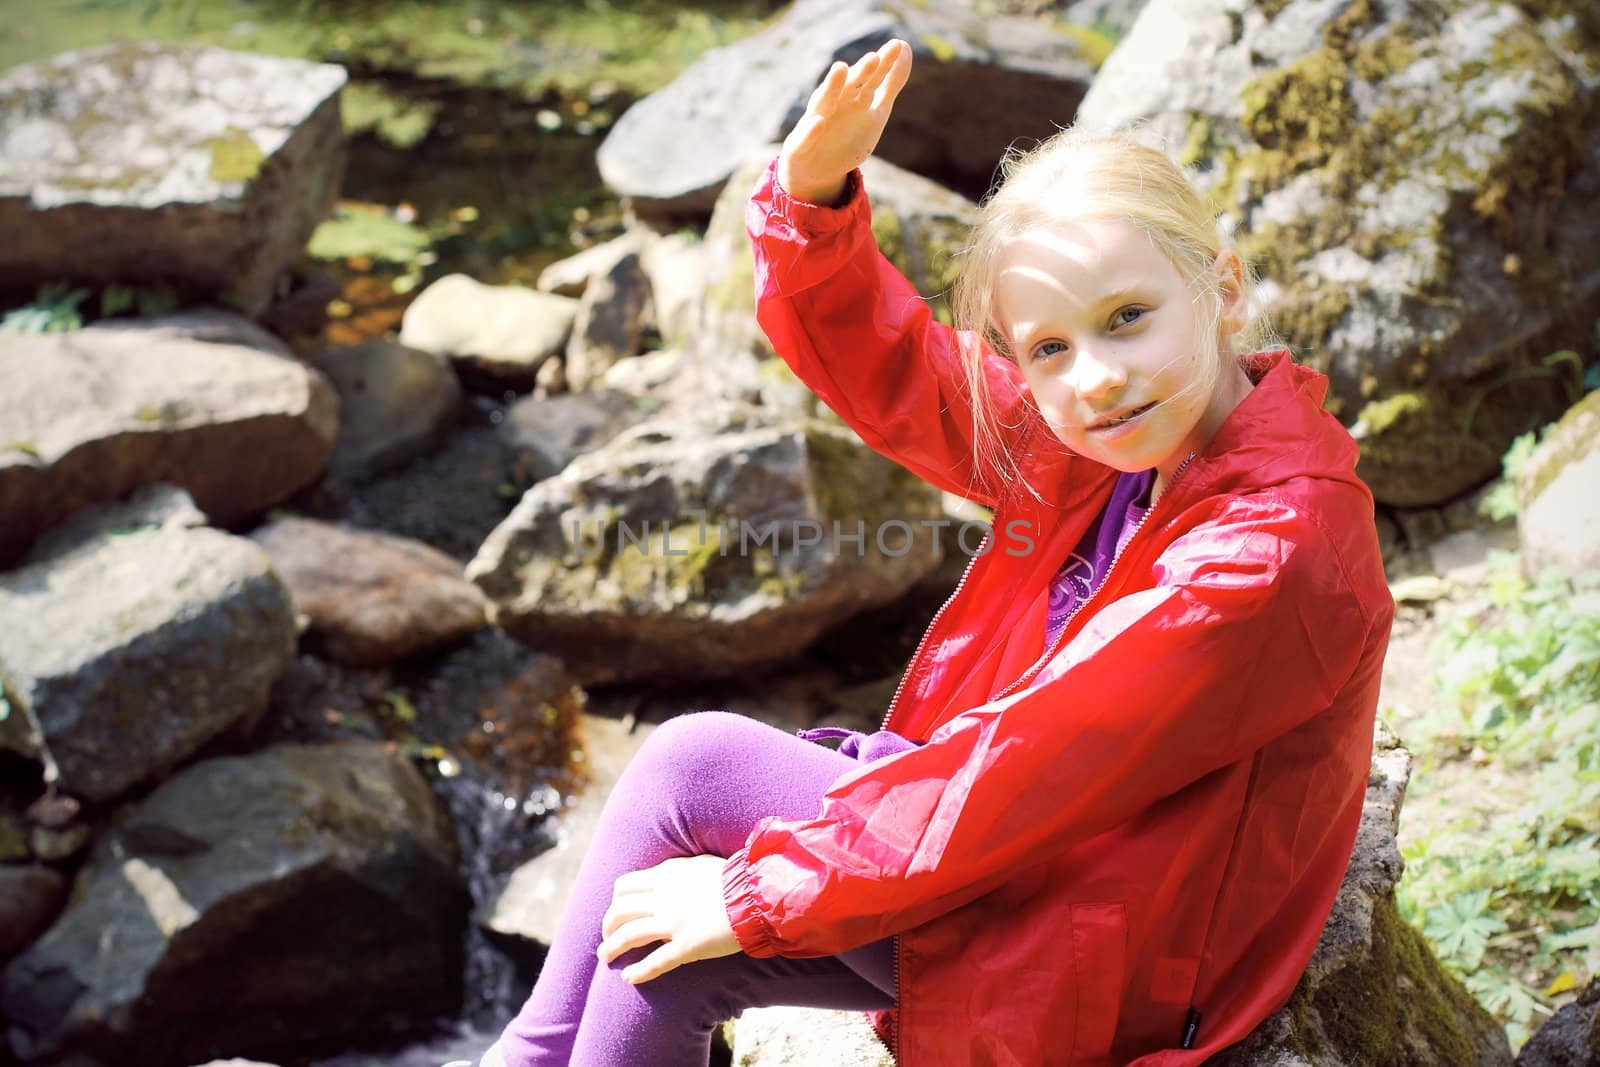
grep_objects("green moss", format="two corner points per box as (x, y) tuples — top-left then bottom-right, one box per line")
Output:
(203, 126), (265, 183)
(918, 33), (957, 62)
(1518, 389), (1600, 506)
(1240, 49), (1357, 175)
(1284, 982), (1326, 1059)
(1308, 896), (1484, 1064)
(803, 422), (937, 542)
(1053, 22), (1118, 68)
(1357, 391), (1427, 435)
(1463, 30), (1589, 276)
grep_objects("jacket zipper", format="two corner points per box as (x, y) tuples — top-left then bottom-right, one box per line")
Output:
(987, 451), (1199, 706)
(875, 451), (1197, 1066)
(879, 524), (993, 733)
(878, 524), (993, 1067)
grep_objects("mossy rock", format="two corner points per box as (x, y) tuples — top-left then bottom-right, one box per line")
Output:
(467, 405), (943, 686)
(1515, 387), (1600, 576)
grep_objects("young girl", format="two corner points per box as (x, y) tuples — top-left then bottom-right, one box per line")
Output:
(470, 36), (1394, 1066)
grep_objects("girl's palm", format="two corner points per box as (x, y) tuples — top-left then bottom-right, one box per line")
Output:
(779, 39), (913, 204)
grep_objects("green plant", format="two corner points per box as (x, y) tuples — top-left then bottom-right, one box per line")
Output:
(1478, 425), (1546, 520)
(2, 283), (89, 333)
(1398, 551), (1600, 1049)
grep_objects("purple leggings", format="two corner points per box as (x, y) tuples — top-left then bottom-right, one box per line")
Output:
(494, 710), (904, 1066)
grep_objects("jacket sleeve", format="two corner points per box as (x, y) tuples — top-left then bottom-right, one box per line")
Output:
(746, 154), (1036, 510)
(721, 497), (1375, 957)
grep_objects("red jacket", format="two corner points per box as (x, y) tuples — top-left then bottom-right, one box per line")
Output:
(721, 155), (1395, 1066)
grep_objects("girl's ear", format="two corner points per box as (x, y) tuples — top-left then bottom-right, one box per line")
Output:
(1213, 249), (1247, 335)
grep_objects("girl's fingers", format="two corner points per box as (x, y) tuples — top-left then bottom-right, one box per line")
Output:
(621, 941), (689, 985)
(808, 60), (847, 114)
(597, 916), (670, 965)
(600, 891), (655, 938)
(876, 41), (912, 104)
(843, 51), (882, 95)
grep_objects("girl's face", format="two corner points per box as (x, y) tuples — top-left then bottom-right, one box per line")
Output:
(991, 216), (1250, 486)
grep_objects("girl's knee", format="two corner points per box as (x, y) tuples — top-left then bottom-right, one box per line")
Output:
(624, 710), (759, 790)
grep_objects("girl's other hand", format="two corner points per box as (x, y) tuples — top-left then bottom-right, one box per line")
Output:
(777, 38), (914, 207)
(597, 854), (742, 984)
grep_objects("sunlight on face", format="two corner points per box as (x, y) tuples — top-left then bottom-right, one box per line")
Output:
(991, 216), (1248, 484)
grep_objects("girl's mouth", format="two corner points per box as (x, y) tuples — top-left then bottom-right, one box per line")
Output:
(1088, 401), (1156, 433)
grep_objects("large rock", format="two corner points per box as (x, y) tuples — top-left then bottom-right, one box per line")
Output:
(19, 482), (207, 568)
(564, 249), (652, 392)
(1515, 977), (1600, 1067)
(312, 339), (463, 483)
(0, 43), (346, 317)
(0, 742), (467, 1065)
(0, 526), (296, 805)
(497, 388), (654, 485)
(692, 149), (980, 406)
(249, 516), (489, 666)
(399, 273), (579, 392)
(1077, 0), (1600, 506)
(596, 0), (1094, 217)
(0, 865), (65, 958)
(467, 405), (944, 686)
(1516, 388), (1600, 578)
(728, 720), (1513, 1065)
(0, 315), (339, 567)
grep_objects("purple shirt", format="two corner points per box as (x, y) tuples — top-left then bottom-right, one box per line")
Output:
(1044, 468), (1156, 649)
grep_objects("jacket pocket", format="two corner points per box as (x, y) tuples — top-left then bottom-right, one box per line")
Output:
(1068, 901), (1128, 1063)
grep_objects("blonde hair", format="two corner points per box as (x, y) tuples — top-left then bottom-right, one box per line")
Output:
(950, 122), (1280, 504)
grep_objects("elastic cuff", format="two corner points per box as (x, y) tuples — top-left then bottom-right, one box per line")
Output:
(722, 845), (781, 957)
(765, 155), (867, 236)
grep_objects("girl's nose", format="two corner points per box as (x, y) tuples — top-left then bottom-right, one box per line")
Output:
(1070, 348), (1127, 399)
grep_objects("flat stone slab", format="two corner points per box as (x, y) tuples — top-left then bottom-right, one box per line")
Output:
(0, 42), (347, 315)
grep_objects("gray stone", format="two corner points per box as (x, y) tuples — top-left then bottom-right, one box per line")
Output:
(1517, 389), (1600, 578)
(498, 387), (653, 484)
(0, 742), (466, 1065)
(1060, 0), (1150, 36)
(564, 250), (652, 392)
(595, 0), (1094, 216)
(249, 516), (489, 667)
(0, 526), (295, 804)
(0, 865), (66, 957)
(21, 483), (208, 567)
(0, 43), (346, 317)
(728, 1006), (892, 1067)
(467, 405), (944, 686)
(536, 230), (652, 298)
(399, 273), (578, 391)
(639, 231), (708, 350)
(0, 318), (338, 567)
(312, 339), (463, 483)
(1076, 0), (1600, 506)
(1514, 976), (1600, 1067)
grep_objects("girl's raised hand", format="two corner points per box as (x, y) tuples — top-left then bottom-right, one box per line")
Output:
(597, 854), (741, 984)
(778, 38), (914, 207)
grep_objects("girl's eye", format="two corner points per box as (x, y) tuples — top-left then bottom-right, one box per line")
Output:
(1115, 306), (1145, 326)
(1031, 340), (1067, 362)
